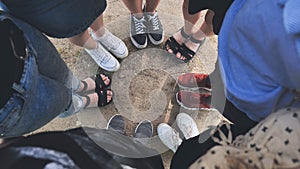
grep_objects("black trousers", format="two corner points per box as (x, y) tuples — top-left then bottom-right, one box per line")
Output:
(170, 100), (258, 169)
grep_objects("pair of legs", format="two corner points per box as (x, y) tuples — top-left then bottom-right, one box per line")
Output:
(166, 0), (214, 61)
(69, 15), (105, 50)
(122, 0), (160, 18)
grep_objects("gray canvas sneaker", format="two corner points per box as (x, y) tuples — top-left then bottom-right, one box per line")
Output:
(145, 10), (164, 45)
(130, 14), (148, 49)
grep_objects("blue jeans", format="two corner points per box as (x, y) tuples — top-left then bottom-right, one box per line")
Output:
(0, 14), (81, 138)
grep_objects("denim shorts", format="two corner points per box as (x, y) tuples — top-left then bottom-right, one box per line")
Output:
(0, 14), (80, 138)
(2, 0), (107, 38)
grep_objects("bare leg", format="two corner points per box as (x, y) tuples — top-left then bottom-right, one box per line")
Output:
(122, 0), (144, 18)
(68, 30), (97, 50)
(166, 0), (201, 55)
(177, 10), (214, 60)
(182, 0), (201, 34)
(90, 15), (105, 37)
(145, 0), (160, 13)
(196, 10), (215, 38)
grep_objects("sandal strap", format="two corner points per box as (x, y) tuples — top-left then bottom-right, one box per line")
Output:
(180, 44), (195, 63)
(79, 80), (88, 93)
(190, 36), (206, 44)
(180, 27), (190, 39)
(96, 89), (113, 107)
(164, 36), (181, 54)
(94, 74), (109, 92)
(82, 95), (91, 108)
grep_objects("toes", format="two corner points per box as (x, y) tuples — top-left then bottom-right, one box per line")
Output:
(107, 90), (113, 102)
(168, 49), (174, 54)
(100, 74), (110, 85)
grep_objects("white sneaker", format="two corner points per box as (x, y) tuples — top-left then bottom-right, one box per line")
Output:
(91, 28), (128, 59)
(176, 113), (200, 139)
(84, 42), (120, 72)
(157, 123), (182, 153)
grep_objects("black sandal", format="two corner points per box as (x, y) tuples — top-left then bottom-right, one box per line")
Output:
(80, 73), (111, 93)
(179, 36), (206, 63)
(82, 89), (113, 108)
(163, 27), (190, 54)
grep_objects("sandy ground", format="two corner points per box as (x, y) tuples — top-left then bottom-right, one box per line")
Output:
(32, 0), (227, 168)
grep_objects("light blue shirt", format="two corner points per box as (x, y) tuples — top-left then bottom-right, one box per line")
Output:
(218, 0), (300, 121)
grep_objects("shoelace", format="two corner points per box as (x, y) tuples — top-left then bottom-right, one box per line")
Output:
(133, 16), (146, 34)
(148, 12), (160, 31)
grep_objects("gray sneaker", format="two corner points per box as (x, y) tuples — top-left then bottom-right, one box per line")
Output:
(106, 114), (125, 135)
(84, 42), (120, 72)
(176, 113), (200, 139)
(130, 14), (148, 49)
(91, 28), (128, 59)
(145, 10), (164, 45)
(157, 123), (182, 153)
(133, 120), (153, 138)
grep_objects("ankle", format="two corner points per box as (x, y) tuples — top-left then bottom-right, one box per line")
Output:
(93, 27), (105, 38)
(132, 13), (144, 19)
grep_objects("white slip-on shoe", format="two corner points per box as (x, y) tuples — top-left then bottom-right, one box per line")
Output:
(91, 28), (128, 59)
(157, 123), (182, 153)
(84, 42), (120, 72)
(176, 113), (200, 139)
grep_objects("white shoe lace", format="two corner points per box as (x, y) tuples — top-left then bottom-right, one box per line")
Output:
(148, 12), (160, 31)
(133, 16), (146, 34)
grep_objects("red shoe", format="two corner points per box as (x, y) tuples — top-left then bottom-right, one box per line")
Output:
(176, 91), (212, 110)
(178, 73), (211, 91)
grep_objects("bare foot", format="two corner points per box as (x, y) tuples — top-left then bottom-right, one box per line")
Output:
(165, 28), (191, 54)
(82, 90), (113, 108)
(76, 74), (110, 93)
(176, 36), (205, 61)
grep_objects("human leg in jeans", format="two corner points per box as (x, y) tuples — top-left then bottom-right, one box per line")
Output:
(170, 100), (258, 169)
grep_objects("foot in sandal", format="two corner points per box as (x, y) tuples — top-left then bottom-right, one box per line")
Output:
(164, 27), (190, 56)
(76, 73), (111, 93)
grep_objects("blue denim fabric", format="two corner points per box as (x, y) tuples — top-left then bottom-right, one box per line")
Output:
(0, 14), (81, 138)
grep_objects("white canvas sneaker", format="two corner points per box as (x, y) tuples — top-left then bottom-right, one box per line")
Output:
(91, 28), (128, 59)
(84, 42), (120, 72)
(157, 123), (182, 153)
(176, 113), (200, 139)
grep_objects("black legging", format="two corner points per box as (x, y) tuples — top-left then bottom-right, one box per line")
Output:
(170, 100), (258, 169)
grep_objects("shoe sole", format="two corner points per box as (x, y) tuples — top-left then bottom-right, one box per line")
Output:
(178, 83), (212, 92)
(175, 92), (213, 111)
(130, 32), (148, 49)
(134, 119), (153, 137)
(148, 31), (164, 45)
(114, 48), (129, 59)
